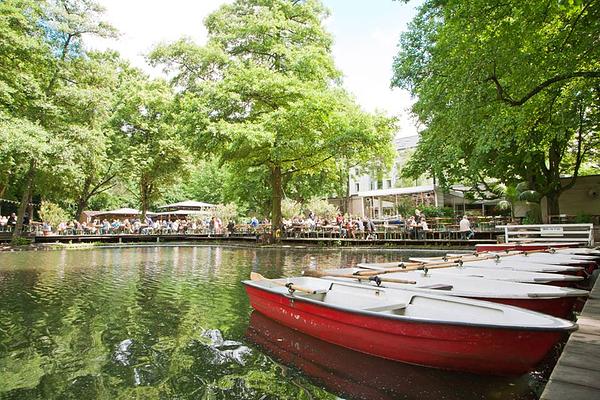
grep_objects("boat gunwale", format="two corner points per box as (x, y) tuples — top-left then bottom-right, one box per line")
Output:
(322, 269), (589, 299)
(242, 280), (578, 333)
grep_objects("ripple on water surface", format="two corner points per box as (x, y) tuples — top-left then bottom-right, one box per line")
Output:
(0, 245), (547, 399)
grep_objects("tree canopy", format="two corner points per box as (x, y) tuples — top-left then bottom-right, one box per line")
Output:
(151, 0), (395, 230)
(392, 0), (599, 216)
(1, 0), (397, 238)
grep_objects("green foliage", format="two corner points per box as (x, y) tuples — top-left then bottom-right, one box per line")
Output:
(281, 198), (302, 219)
(523, 209), (542, 225)
(303, 198), (339, 219)
(39, 200), (70, 226)
(10, 237), (32, 246)
(392, 0), (600, 216)
(575, 213), (592, 224)
(111, 72), (191, 213)
(150, 0), (396, 229)
(395, 198), (453, 219)
(215, 203), (239, 223)
(395, 197), (416, 217)
(419, 205), (454, 218)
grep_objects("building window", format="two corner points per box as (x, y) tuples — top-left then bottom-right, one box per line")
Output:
(371, 181), (377, 190)
(385, 179), (392, 189)
(355, 183), (360, 192)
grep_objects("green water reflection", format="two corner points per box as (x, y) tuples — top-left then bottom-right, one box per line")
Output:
(0, 245), (546, 399)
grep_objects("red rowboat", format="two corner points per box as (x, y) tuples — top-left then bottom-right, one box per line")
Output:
(475, 243), (581, 252)
(244, 275), (576, 375)
(246, 311), (536, 399)
(321, 267), (588, 318)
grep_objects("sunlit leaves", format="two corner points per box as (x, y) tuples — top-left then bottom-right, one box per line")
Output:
(392, 0), (599, 212)
(151, 0), (395, 220)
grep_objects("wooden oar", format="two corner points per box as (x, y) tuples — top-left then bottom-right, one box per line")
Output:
(352, 248), (556, 277)
(303, 270), (417, 285)
(250, 272), (319, 294)
(410, 248), (552, 265)
(352, 261), (467, 276)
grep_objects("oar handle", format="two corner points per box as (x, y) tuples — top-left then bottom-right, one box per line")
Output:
(251, 272), (318, 294)
(284, 282), (319, 294)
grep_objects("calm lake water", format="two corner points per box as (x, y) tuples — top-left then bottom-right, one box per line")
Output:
(0, 245), (554, 399)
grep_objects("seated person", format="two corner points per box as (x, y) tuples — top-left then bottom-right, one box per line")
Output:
(459, 215), (474, 239)
(419, 217), (430, 239)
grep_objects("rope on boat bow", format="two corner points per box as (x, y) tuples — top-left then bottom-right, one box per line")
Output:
(284, 282), (296, 294)
(369, 276), (383, 287)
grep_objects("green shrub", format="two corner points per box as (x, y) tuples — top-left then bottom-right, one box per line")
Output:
(395, 197), (415, 217)
(575, 213), (592, 223)
(281, 199), (302, 219)
(304, 198), (339, 219)
(39, 201), (70, 227)
(215, 202), (238, 223)
(419, 205), (454, 218)
(11, 237), (32, 246)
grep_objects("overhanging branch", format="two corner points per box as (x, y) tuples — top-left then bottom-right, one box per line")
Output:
(488, 71), (600, 106)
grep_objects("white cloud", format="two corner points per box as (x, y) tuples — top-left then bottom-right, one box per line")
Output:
(89, 0), (229, 73)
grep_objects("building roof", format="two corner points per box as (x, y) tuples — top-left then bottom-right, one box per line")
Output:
(95, 208), (155, 216)
(157, 200), (216, 210)
(394, 135), (419, 151)
(154, 210), (211, 216)
(358, 185), (435, 198)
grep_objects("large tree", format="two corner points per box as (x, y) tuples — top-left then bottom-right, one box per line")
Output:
(110, 72), (191, 216)
(151, 0), (395, 232)
(1, 0), (117, 238)
(392, 0), (599, 217)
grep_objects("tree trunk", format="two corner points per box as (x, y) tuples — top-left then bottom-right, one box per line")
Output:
(140, 178), (149, 220)
(75, 197), (88, 222)
(75, 176), (93, 221)
(271, 165), (283, 242)
(545, 191), (561, 222)
(12, 160), (36, 240)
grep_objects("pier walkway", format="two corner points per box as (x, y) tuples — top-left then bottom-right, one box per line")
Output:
(0, 231), (496, 247)
(541, 273), (600, 399)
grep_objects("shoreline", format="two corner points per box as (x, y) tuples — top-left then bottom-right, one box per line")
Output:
(0, 240), (473, 253)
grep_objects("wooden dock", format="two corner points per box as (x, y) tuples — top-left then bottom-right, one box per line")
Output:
(541, 273), (600, 399)
(0, 232), (497, 247)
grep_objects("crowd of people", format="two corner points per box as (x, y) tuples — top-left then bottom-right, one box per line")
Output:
(0, 210), (477, 240)
(0, 213), (238, 236)
(43, 216), (238, 236)
(279, 210), (476, 240)
(281, 213), (379, 239)
(0, 212), (30, 232)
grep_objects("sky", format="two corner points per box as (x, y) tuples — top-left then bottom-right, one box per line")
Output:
(89, 0), (421, 137)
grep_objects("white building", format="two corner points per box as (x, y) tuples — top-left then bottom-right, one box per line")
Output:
(344, 135), (497, 218)
(348, 135), (431, 195)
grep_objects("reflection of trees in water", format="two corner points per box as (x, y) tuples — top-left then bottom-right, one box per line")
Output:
(0, 246), (342, 398)
(0, 246), (484, 399)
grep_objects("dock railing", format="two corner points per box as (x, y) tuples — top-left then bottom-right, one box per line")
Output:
(496, 223), (594, 246)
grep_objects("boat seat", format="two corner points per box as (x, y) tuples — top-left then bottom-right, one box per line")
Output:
(417, 284), (453, 290)
(364, 302), (407, 312)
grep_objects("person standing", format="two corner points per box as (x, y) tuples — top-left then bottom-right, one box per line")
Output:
(8, 213), (17, 230)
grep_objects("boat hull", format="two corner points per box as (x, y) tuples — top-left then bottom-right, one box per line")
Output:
(470, 296), (577, 318)
(245, 285), (567, 375)
(475, 243), (581, 252)
(246, 311), (535, 400)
